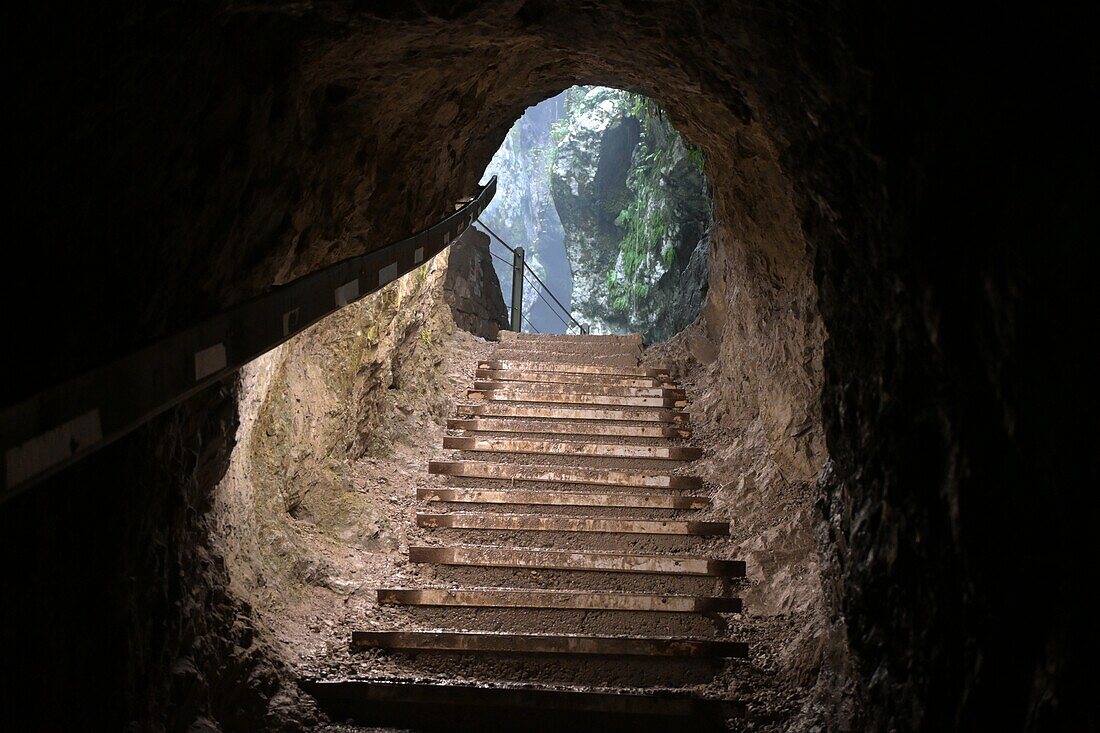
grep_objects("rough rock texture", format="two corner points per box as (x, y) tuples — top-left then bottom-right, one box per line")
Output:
(1, 2), (1092, 731)
(671, 232), (711, 336)
(443, 229), (509, 339)
(214, 254), (496, 689)
(549, 87), (711, 340)
(645, 327), (855, 727)
(0, 386), (319, 732)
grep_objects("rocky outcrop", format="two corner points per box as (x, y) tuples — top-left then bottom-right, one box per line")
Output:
(443, 229), (509, 339)
(550, 87), (711, 341)
(661, 230), (710, 338)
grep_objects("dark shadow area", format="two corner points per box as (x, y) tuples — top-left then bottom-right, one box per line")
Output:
(303, 679), (739, 732)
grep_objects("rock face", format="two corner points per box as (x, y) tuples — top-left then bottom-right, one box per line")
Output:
(443, 229), (510, 339)
(478, 93), (573, 333)
(550, 87), (711, 341)
(217, 250), (481, 643)
(1, 2), (1092, 732)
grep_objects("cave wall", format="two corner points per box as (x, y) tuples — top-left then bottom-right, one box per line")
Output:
(214, 247), (496, 658)
(1, 1), (1092, 731)
(812, 7), (1094, 728)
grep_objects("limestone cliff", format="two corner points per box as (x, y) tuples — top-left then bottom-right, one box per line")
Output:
(550, 87), (711, 341)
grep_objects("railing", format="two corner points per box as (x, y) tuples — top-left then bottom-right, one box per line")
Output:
(0, 177), (498, 503)
(476, 218), (588, 336)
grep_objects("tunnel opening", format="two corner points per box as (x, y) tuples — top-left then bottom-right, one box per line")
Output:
(477, 86), (713, 341)
(198, 65), (827, 726)
(0, 3), (1092, 732)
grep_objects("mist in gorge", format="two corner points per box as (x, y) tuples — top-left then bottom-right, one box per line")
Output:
(479, 86), (711, 341)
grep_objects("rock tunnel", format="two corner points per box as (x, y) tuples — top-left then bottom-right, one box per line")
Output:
(0, 2), (1092, 731)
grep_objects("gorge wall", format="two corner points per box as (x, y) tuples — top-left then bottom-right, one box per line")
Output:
(477, 94), (573, 334)
(550, 87), (712, 341)
(0, 2), (1091, 732)
(479, 86), (711, 341)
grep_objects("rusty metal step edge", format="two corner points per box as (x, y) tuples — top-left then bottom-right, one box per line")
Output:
(408, 545), (746, 577)
(468, 389), (688, 409)
(447, 418), (693, 439)
(504, 331), (643, 343)
(428, 460), (703, 490)
(476, 368), (678, 389)
(350, 630), (748, 658)
(499, 335), (643, 349)
(497, 333), (642, 346)
(479, 360), (671, 378)
(416, 512), (730, 536)
(473, 381), (686, 399)
(491, 348), (642, 361)
(458, 404), (691, 424)
(417, 487), (710, 510)
(300, 678), (747, 720)
(376, 588), (743, 613)
(442, 436), (703, 461)
(490, 345), (644, 358)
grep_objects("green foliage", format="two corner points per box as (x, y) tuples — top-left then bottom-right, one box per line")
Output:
(687, 146), (705, 171)
(603, 98), (682, 313)
(547, 85), (709, 319)
(661, 244), (676, 270)
(550, 118), (569, 144)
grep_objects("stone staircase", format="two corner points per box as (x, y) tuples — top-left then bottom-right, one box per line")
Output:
(310, 332), (748, 729)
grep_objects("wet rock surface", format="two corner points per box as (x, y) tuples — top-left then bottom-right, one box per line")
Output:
(549, 87), (711, 340)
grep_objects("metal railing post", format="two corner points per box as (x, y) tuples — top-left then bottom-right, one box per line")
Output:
(510, 246), (525, 331)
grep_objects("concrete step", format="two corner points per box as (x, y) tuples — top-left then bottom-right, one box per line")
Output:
(428, 460), (702, 490)
(418, 487), (709, 510)
(473, 381), (686, 400)
(468, 388), (687, 409)
(408, 545), (745, 577)
(376, 587), (741, 613)
(479, 359), (670, 379)
(459, 403), (689, 424)
(416, 512), (729, 536)
(448, 418), (692, 439)
(443, 436), (702, 461)
(350, 630), (748, 658)
(476, 368), (677, 389)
